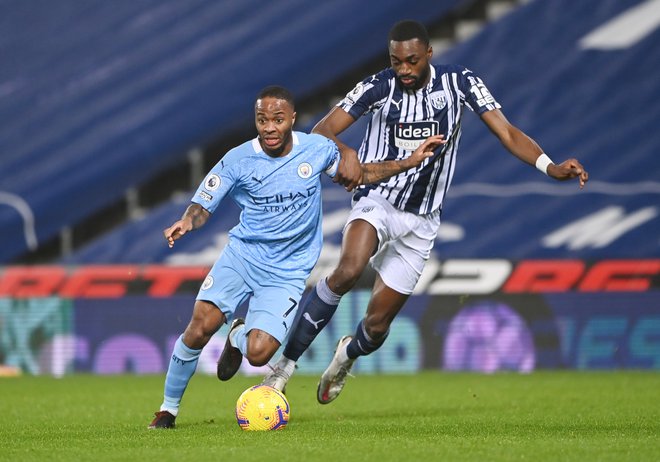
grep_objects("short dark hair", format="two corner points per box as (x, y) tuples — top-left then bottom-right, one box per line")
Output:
(388, 20), (430, 46)
(256, 85), (295, 109)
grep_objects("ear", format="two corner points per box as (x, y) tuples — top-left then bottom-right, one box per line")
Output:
(427, 46), (433, 59)
(292, 111), (297, 124)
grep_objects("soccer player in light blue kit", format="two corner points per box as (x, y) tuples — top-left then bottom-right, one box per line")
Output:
(149, 85), (445, 428)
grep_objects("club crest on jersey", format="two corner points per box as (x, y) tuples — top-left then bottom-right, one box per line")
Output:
(429, 90), (447, 110)
(204, 174), (221, 191)
(201, 275), (214, 290)
(298, 162), (313, 179)
(394, 121), (439, 151)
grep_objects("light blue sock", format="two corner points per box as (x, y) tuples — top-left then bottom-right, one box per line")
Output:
(161, 335), (202, 415)
(230, 324), (248, 356)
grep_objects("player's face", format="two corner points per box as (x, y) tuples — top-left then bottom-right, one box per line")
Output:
(255, 97), (296, 157)
(389, 38), (433, 90)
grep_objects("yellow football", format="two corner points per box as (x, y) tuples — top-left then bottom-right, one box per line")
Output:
(235, 385), (290, 431)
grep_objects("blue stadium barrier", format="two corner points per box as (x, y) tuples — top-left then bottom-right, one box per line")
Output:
(61, 0), (660, 264)
(0, 0), (465, 262)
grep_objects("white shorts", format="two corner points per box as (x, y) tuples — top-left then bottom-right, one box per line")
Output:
(345, 194), (441, 295)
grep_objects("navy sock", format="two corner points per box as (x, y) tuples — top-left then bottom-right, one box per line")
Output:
(283, 281), (340, 361)
(346, 319), (389, 359)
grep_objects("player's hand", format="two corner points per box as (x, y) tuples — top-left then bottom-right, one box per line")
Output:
(547, 158), (589, 189)
(401, 135), (446, 169)
(163, 219), (193, 248)
(335, 148), (362, 191)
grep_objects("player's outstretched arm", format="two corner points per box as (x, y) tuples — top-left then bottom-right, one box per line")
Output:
(312, 107), (362, 191)
(359, 135), (446, 185)
(163, 203), (210, 248)
(481, 109), (589, 189)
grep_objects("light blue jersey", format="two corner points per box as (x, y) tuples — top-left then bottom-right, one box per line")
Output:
(192, 131), (339, 280)
(160, 131), (340, 416)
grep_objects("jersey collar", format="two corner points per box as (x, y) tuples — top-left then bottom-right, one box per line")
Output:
(251, 132), (300, 154)
(425, 65), (437, 92)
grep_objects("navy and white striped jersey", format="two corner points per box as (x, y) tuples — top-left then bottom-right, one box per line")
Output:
(338, 64), (500, 215)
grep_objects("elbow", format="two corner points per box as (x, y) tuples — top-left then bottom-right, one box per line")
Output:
(311, 121), (328, 136)
(500, 125), (527, 150)
(497, 128), (516, 148)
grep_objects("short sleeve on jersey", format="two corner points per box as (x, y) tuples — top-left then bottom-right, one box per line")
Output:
(323, 140), (340, 178)
(191, 159), (237, 213)
(460, 67), (501, 114)
(337, 70), (391, 119)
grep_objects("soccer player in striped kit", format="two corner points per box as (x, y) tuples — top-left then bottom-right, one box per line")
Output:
(263, 20), (589, 403)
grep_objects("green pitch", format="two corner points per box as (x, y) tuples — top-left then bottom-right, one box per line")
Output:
(1, 372), (659, 461)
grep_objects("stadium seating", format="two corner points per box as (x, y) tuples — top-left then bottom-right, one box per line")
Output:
(0, 0), (465, 262)
(436, 0), (660, 258)
(60, 0), (660, 264)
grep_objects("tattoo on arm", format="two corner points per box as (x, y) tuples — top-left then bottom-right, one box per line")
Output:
(183, 204), (210, 230)
(360, 161), (408, 184)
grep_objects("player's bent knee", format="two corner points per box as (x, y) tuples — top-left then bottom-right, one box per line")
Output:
(245, 330), (280, 366)
(187, 301), (226, 346)
(245, 348), (274, 367)
(330, 266), (362, 293)
(182, 323), (209, 349)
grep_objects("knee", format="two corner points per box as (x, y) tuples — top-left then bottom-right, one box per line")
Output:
(245, 349), (271, 367)
(183, 321), (210, 349)
(183, 305), (225, 349)
(245, 331), (279, 367)
(245, 344), (273, 367)
(329, 263), (364, 294)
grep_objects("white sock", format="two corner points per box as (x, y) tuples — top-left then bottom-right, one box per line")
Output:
(229, 324), (245, 348)
(277, 356), (297, 377)
(229, 324), (248, 355)
(160, 404), (178, 416)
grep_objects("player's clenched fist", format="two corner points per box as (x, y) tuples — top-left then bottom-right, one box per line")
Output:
(547, 158), (589, 189)
(163, 219), (193, 248)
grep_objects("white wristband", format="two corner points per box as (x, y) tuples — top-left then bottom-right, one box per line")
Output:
(535, 153), (553, 175)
